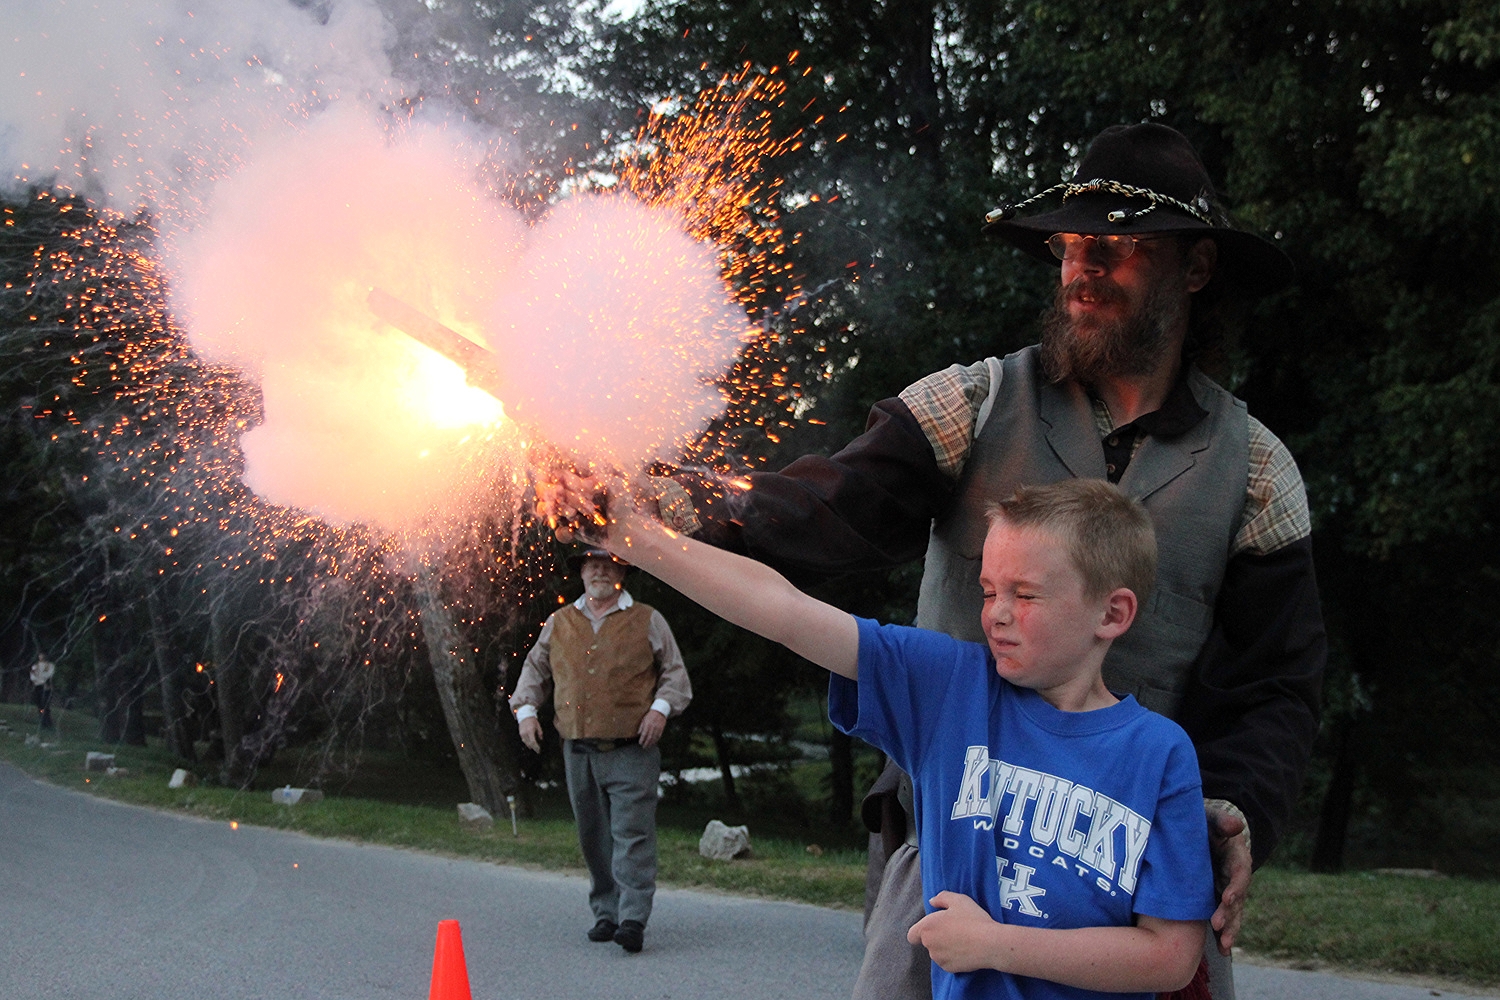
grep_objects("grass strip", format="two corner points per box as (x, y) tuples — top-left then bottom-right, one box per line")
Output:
(4, 705), (1496, 987)
(0, 704), (866, 909)
(1237, 866), (1500, 986)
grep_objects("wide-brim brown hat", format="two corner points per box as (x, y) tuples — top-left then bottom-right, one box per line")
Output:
(983, 123), (1294, 297)
(565, 547), (631, 574)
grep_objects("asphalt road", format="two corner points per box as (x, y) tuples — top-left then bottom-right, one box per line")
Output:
(1, 763), (1492, 1000)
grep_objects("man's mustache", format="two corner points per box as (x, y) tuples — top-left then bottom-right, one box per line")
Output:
(1060, 276), (1129, 308)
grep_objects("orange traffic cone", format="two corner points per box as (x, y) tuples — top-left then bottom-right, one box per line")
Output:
(428, 920), (473, 1000)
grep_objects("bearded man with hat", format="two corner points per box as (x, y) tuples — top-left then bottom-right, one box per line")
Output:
(660, 122), (1324, 999)
(509, 547), (692, 954)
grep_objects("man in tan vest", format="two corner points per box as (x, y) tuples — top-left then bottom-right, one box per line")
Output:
(510, 547), (692, 954)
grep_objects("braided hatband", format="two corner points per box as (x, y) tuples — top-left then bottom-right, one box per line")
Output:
(986, 178), (1219, 227)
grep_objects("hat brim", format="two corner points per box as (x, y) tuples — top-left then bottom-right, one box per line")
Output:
(985, 196), (1294, 298)
(565, 549), (631, 573)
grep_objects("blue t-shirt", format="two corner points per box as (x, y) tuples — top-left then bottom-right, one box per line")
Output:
(830, 619), (1215, 1000)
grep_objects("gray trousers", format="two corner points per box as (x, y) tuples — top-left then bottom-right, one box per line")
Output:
(852, 843), (1237, 1000)
(563, 740), (660, 927)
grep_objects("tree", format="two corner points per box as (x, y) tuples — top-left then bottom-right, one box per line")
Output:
(593, 0), (1500, 870)
(0, 191), (434, 786)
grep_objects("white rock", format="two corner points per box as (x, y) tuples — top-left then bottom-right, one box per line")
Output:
(271, 786), (324, 805)
(698, 819), (751, 860)
(84, 752), (115, 771)
(457, 802), (494, 830)
(168, 769), (197, 789)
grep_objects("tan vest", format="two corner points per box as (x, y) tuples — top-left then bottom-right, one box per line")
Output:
(917, 346), (1248, 718)
(550, 603), (659, 739)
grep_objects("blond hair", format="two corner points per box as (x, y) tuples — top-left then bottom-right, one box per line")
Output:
(986, 480), (1156, 603)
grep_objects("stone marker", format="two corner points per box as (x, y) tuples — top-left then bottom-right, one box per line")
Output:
(168, 769), (197, 788)
(84, 752), (115, 772)
(271, 786), (325, 805)
(457, 802), (494, 830)
(699, 819), (751, 860)
(105, 766), (129, 777)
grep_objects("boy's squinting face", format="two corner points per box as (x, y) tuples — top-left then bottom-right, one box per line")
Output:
(979, 522), (1110, 696)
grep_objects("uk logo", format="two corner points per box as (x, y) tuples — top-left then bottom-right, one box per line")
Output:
(997, 859), (1047, 917)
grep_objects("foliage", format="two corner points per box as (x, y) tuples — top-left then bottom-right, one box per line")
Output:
(592, 0), (1500, 870)
(377, 0), (610, 212)
(3, 0), (1497, 869)
(0, 189), (443, 777)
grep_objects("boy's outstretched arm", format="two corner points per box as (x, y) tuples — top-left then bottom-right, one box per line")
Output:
(909, 891), (1204, 993)
(602, 503), (860, 680)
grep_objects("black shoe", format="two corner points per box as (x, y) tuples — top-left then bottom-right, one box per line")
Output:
(613, 919), (645, 953)
(586, 918), (618, 942)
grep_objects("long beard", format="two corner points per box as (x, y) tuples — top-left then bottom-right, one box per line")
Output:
(1039, 276), (1185, 385)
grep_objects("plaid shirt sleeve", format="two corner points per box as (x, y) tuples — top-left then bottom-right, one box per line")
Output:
(1233, 416), (1312, 556)
(897, 359), (1001, 480)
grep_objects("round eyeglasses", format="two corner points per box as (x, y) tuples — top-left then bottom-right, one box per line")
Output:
(1046, 232), (1178, 262)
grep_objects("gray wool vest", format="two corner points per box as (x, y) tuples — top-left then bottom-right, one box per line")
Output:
(915, 346), (1249, 718)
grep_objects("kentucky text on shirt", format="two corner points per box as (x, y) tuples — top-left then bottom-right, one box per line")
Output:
(949, 745), (1153, 895)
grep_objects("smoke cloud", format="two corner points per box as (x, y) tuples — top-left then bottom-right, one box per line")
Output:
(490, 194), (748, 475)
(170, 107), (523, 528)
(4, 0), (749, 531)
(1, 0), (393, 218)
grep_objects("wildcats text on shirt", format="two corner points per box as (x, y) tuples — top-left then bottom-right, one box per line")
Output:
(948, 745), (1153, 897)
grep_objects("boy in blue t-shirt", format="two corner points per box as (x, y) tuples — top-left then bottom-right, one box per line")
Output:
(595, 478), (1214, 999)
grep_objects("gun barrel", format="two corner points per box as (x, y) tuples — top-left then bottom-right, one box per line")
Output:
(366, 287), (613, 536)
(367, 288), (504, 399)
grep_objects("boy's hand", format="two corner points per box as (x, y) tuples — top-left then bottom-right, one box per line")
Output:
(1205, 798), (1252, 953)
(906, 891), (1000, 974)
(535, 468), (699, 542)
(533, 466), (606, 541)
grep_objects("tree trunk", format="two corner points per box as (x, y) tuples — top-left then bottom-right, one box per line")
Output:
(94, 639), (124, 743)
(412, 569), (515, 814)
(122, 665), (147, 746)
(0, 616), (30, 705)
(709, 720), (740, 812)
(209, 589), (250, 786)
(884, 0), (942, 172)
(829, 727), (854, 825)
(146, 589), (194, 761)
(93, 612), (145, 745)
(1311, 719), (1359, 873)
